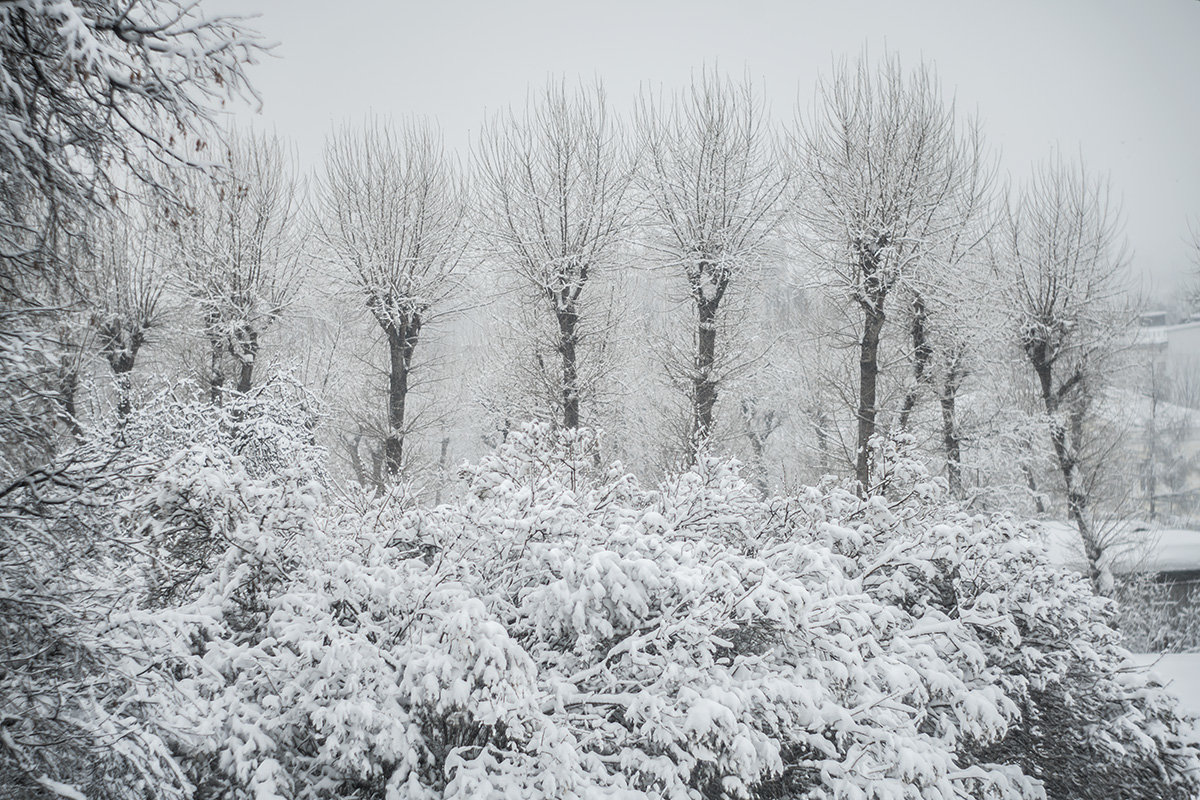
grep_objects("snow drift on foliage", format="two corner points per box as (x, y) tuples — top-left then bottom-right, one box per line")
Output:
(6, 396), (1199, 800)
(130, 420), (1200, 800)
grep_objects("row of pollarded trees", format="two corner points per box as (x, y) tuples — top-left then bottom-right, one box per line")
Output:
(66, 58), (1132, 591)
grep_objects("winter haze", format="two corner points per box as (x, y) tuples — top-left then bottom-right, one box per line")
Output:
(227, 0), (1200, 292)
(4, 2), (1200, 799)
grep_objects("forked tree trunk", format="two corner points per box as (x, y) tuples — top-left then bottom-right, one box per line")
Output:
(1032, 353), (1104, 593)
(103, 327), (142, 421)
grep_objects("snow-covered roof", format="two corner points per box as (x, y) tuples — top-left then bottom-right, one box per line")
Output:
(1037, 521), (1200, 575)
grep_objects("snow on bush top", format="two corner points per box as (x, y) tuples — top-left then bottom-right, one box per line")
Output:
(46, 413), (1199, 800)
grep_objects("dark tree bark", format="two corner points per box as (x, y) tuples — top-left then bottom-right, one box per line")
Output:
(556, 306), (580, 429)
(939, 361), (963, 498)
(383, 314), (422, 478)
(852, 238), (893, 493)
(692, 294), (722, 455)
(855, 304), (886, 492)
(94, 315), (146, 421)
(899, 293), (932, 430)
(232, 325), (259, 395)
(1029, 347), (1103, 592)
(57, 367), (82, 437)
(208, 333), (225, 406)
(105, 334), (142, 420)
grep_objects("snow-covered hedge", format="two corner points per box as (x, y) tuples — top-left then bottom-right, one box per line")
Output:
(135, 421), (1199, 800)
(6, 399), (1198, 800)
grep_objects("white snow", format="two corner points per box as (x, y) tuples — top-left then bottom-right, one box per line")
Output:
(1129, 653), (1200, 736)
(1037, 521), (1200, 576)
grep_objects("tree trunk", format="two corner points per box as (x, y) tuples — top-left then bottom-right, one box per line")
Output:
(855, 304), (886, 493)
(208, 334), (225, 406)
(106, 329), (142, 422)
(814, 409), (831, 475)
(939, 366), (962, 498)
(690, 297), (719, 462)
(556, 305), (580, 429)
(58, 368), (82, 437)
(899, 294), (931, 430)
(384, 315), (421, 479)
(1034, 356), (1104, 593)
(234, 326), (258, 394)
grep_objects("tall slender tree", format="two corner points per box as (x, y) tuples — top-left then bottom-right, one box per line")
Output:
(797, 55), (972, 492)
(476, 80), (635, 430)
(638, 70), (787, 462)
(318, 118), (469, 479)
(1001, 155), (1131, 592)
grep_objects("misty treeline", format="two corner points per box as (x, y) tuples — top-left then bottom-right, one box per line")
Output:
(17, 61), (1190, 541)
(4, 3), (1200, 799)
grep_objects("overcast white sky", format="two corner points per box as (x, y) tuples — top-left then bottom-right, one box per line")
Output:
(222, 0), (1200, 294)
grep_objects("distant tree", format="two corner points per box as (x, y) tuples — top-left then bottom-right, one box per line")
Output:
(476, 80), (635, 430)
(1000, 155), (1132, 592)
(638, 70), (787, 462)
(797, 55), (974, 491)
(900, 128), (997, 497)
(317, 118), (469, 479)
(171, 131), (305, 402)
(83, 205), (167, 419)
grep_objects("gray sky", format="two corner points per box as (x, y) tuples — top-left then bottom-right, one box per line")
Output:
(224, 0), (1200, 294)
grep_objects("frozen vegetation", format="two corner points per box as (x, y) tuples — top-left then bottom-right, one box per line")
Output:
(2, 388), (1199, 799)
(5, 1), (1200, 799)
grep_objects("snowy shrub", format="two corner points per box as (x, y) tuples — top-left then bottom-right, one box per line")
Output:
(0, 378), (324, 800)
(152, 421), (1199, 800)
(13, 408), (1195, 800)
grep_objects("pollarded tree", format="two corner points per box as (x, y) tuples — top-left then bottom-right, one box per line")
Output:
(476, 80), (635, 430)
(638, 70), (788, 462)
(1000, 155), (1132, 592)
(83, 203), (167, 419)
(318, 118), (469, 479)
(897, 126), (998, 498)
(171, 131), (305, 402)
(797, 55), (974, 492)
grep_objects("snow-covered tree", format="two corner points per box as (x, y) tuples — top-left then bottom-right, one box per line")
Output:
(999, 155), (1133, 592)
(797, 55), (978, 492)
(170, 131), (305, 402)
(476, 80), (635, 431)
(82, 203), (168, 419)
(638, 70), (788, 463)
(317, 118), (470, 480)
